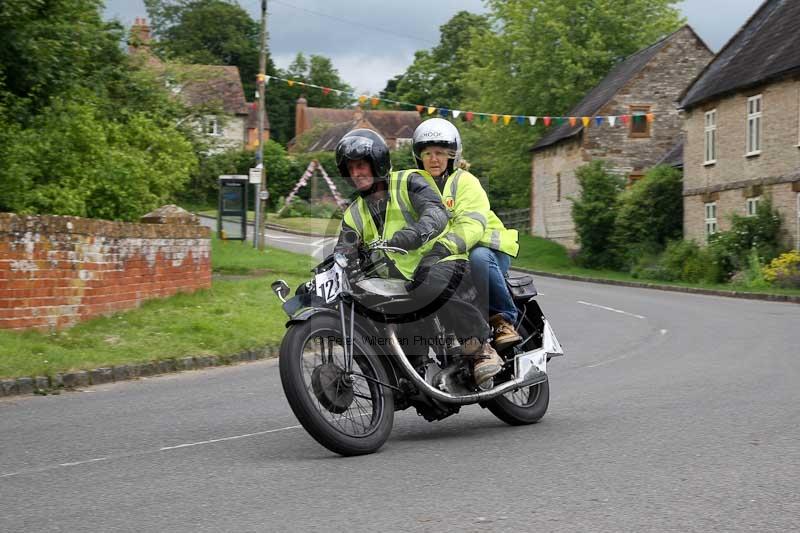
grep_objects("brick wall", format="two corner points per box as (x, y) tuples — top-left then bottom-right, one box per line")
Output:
(683, 76), (800, 247)
(0, 211), (211, 330)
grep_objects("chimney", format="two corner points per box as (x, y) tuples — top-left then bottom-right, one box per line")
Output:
(295, 96), (308, 138)
(128, 17), (152, 54)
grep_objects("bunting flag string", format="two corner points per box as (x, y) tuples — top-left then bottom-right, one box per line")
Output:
(263, 74), (659, 128)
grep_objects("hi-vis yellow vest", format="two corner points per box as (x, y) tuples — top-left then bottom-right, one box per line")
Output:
(417, 169), (519, 257)
(342, 170), (464, 280)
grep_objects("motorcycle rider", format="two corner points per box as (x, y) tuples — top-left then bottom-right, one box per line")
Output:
(410, 118), (522, 350)
(334, 128), (504, 385)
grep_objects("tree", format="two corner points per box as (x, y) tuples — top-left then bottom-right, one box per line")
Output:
(381, 11), (490, 109)
(571, 161), (625, 268)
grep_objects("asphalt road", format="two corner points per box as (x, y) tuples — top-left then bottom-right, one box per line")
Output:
(2, 277), (798, 532)
(199, 214), (338, 260)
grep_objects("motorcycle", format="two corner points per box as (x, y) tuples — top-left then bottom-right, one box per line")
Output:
(271, 239), (564, 456)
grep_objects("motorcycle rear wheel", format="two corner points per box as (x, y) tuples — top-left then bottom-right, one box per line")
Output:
(484, 321), (550, 425)
(279, 314), (394, 456)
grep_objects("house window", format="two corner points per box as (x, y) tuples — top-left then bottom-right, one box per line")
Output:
(796, 193), (800, 249)
(556, 172), (561, 202)
(629, 105), (651, 138)
(746, 95), (762, 155)
(704, 109), (717, 164)
(746, 196), (761, 217)
(205, 116), (220, 136)
(395, 138), (412, 149)
(705, 202), (717, 238)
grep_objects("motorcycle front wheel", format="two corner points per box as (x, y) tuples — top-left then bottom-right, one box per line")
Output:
(279, 314), (394, 456)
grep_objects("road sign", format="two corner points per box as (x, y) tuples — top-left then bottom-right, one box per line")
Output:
(249, 167), (262, 184)
(258, 190), (270, 200)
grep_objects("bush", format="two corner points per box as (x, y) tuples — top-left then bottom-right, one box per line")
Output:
(277, 197), (343, 219)
(631, 239), (718, 283)
(571, 161), (625, 268)
(707, 198), (784, 281)
(762, 250), (800, 288)
(613, 165), (683, 268)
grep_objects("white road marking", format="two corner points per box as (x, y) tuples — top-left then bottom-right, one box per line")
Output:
(0, 424), (303, 479)
(577, 300), (646, 320)
(59, 457), (108, 467)
(160, 425), (302, 451)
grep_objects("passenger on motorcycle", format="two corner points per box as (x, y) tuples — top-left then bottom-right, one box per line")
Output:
(334, 128), (504, 385)
(411, 118), (523, 351)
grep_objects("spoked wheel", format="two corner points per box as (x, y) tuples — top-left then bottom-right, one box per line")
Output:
(279, 314), (394, 456)
(484, 321), (550, 425)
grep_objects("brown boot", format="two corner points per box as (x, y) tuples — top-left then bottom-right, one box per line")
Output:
(463, 339), (503, 386)
(490, 314), (522, 351)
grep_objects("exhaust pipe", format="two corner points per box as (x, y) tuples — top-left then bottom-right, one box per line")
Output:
(386, 328), (547, 405)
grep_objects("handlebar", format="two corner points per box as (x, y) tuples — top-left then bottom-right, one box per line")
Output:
(365, 239), (409, 255)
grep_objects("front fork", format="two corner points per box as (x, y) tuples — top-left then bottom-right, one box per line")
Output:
(338, 298), (355, 374)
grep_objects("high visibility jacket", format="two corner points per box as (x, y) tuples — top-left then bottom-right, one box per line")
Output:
(418, 169), (519, 257)
(341, 170), (464, 280)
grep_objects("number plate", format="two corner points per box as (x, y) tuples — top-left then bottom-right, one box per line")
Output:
(315, 267), (342, 303)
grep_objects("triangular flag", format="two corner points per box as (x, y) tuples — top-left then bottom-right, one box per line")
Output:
(543, 116), (551, 127)
(516, 116), (526, 125)
(416, 105), (424, 113)
(556, 117), (565, 126)
(529, 116), (538, 126)
(479, 114), (488, 122)
(491, 114), (499, 123)
(609, 116), (617, 127)
(322, 87), (331, 95)
(646, 113), (655, 123)
(452, 110), (461, 119)
(287, 80), (294, 87)
(439, 108), (449, 117)
(582, 117), (590, 127)
(503, 115), (511, 125)
(465, 111), (474, 122)
(595, 116), (603, 127)
(621, 115), (630, 124)
(358, 95), (367, 104)
(371, 96), (379, 106)
(427, 106), (436, 115)
(569, 117), (577, 127)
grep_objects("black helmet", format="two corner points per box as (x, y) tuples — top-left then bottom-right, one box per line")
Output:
(335, 129), (391, 185)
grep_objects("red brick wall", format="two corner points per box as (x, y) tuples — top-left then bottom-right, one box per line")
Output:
(0, 213), (211, 330)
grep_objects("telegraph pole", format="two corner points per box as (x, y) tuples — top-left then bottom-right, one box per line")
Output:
(255, 0), (268, 249)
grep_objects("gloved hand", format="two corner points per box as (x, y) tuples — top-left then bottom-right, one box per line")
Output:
(406, 243), (450, 291)
(387, 228), (422, 251)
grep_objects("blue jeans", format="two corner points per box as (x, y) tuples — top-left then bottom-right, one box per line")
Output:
(469, 246), (518, 324)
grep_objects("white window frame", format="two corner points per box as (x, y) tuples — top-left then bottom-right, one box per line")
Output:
(705, 202), (717, 238)
(746, 196), (761, 217)
(205, 116), (221, 137)
(746, 95), (762, 156)
(704, 109), (717, 164)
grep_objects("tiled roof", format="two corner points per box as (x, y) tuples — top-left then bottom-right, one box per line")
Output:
(173, 65), (248, 115)
(681, 0), (800, 109)
(362, 110), (421, 137)
(295, 107), (422, 152)
(532, 26), (700, 152)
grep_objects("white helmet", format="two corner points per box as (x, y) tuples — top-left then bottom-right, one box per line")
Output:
(412, 118), (462, 173)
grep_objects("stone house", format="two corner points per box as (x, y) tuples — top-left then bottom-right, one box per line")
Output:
(289, 97), (420, 152)
(128, 18), (269, 151)
(530, 25), (713, 249)
(679, 0), (800, 249)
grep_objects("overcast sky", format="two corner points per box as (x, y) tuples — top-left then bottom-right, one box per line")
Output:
(104, 0), (764, 96)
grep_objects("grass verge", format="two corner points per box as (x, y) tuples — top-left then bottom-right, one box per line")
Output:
(0, 235), (317, 379)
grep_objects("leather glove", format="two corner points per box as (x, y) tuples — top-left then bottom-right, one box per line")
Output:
(387, 228), (422, 251)
(406, 243), (450, 291)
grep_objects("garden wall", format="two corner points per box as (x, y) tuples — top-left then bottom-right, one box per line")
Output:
(0, 207), (211, 330)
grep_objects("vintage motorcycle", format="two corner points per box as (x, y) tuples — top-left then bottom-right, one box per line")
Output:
(271, 240), (564, 456)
